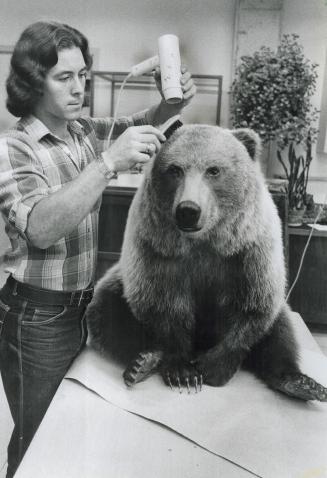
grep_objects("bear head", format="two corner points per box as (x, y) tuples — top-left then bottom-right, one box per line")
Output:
(127, 125), (278, 257)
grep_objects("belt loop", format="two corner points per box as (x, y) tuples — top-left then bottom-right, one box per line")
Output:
(78, 292), (83, 308)
(69, 292), (75, 306)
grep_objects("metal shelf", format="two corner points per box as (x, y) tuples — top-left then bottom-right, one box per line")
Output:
(89, 70), (223, 125)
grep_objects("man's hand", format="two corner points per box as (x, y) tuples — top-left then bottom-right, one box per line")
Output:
(101, 125), (166, 172)
(154, 65), (196, 109)
(152, 65), (196, 126)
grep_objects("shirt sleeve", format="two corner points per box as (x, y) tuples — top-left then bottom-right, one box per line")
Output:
(81, 109), (150, 154)
(0, 135), (50, 240)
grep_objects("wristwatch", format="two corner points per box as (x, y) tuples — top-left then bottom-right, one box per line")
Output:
(96, 157), (118, 182)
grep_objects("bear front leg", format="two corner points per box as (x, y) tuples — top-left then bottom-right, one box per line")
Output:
(192, 308), (274, 387)
(144, 317), (203, 393)
(192, 345), (245, 387)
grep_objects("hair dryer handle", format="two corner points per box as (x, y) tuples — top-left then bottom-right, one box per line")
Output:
(130, 55), (159, 77)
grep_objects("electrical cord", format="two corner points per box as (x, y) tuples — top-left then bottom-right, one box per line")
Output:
(286, 195), (327, 302)
(106, 72), (133, 147)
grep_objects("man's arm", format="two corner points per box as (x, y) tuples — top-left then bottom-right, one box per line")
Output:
(27, 125), (165, 249)
(26, 160), (107, 249)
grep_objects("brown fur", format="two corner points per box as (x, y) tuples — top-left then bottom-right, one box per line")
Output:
(87, 126), (327, 401)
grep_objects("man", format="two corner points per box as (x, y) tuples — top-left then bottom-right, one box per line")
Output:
(0, 21), (195, 477)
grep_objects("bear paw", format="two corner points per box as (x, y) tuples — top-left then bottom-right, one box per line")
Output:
(123, 350), (163, 387)
(276, 373), (327, 402)
(160, 358), (204, 394)
(192, 350), (242, 387)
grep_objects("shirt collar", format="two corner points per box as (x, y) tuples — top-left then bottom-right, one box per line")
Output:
(20, 115), (52, 142)
(68, 120), (84, 138)
(20, 115), (85, 142)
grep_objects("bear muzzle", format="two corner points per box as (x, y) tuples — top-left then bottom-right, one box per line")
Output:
(175, 201), (202, 231)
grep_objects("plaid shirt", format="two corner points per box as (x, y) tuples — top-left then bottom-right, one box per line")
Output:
(0, 112), (148, 291)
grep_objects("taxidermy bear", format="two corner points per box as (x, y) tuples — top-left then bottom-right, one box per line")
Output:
(87, 125), (327, 401)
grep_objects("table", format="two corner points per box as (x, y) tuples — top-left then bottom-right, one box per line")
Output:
(14, 313), (327, 478)
(15, 379), (254, 478)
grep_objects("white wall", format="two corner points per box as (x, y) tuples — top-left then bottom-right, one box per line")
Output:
(0, 0), (326, 201)
(281, 0), (327, 201)
(0, 0), (237, 257)
(0, 0), (236, 129)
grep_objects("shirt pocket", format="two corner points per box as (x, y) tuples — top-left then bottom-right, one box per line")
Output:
(0, 297), (10, 338)
(22, 303), (67, 326)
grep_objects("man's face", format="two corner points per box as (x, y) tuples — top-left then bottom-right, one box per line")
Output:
(36, 47), (87, 124)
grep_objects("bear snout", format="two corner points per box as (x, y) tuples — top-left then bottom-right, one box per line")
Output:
(175, 201), (202, 231)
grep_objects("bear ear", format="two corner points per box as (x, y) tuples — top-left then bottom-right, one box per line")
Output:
(231, 128), (261, 161)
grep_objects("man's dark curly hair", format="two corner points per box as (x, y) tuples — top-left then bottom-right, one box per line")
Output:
(6, 21), (93, 117)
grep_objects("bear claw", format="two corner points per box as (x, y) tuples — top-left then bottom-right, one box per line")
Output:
(166, 373), (174, 391)
(123, 350), (163, 387)
(194, 375), (203, 393)
(164, 370), (203, 394)
(277, 373), (327, 402)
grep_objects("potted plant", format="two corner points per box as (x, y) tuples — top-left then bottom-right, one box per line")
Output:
(230, 34), (319, 223)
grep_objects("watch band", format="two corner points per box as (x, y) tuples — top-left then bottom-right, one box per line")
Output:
(96, 158), (118, 182)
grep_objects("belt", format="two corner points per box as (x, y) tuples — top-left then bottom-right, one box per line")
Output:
(5, 275), (94, 307)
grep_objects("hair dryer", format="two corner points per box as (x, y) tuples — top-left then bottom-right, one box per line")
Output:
(130, 34), (183, 104)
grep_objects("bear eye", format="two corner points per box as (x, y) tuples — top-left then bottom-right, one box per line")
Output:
(206, 166), (220, 177)
(167, 165), (183, 177)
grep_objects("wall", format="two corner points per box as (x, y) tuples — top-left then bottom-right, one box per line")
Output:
(0, 1), (326, 158)
(232, 0), (327, 202)
(0, 0), (237, 257)
(0, 0), (326, 223)
(234, 0), (284, 67)
(0, 0), (236, 129)
(281, 0), (327, 202)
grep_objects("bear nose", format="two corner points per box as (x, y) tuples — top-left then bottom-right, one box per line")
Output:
(175, 201), (201, 231)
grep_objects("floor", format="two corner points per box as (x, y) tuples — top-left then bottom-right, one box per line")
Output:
(0, 267), (327, 477)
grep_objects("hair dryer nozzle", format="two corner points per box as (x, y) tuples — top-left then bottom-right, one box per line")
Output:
(130, 55), (160, 77)
(130, 35), (183, 104)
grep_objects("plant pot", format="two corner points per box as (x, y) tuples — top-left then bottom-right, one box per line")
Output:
(288, 208), (306, 227)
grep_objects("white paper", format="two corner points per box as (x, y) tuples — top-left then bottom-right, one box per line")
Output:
(66, 329), (327, 478)
(16, 377), (258, 478)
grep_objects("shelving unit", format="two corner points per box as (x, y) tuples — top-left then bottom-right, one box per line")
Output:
(89, 71), (223, 126)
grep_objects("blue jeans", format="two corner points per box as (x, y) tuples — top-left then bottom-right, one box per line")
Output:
(0, 280), (88, 477)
